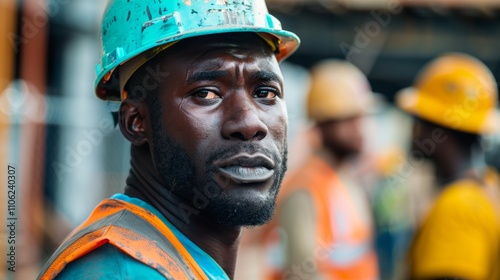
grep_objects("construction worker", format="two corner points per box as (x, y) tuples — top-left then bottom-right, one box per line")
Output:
(265, 60), (379, 279)
(37, 0), (299, 279)
(396, 53), (500, 279)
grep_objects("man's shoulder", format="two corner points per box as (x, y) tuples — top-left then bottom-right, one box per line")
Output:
(56, 243), (167, 279)
(438, 180), (491, 209)
(411, 179), (500, 279)
(430, 179), (499, 228)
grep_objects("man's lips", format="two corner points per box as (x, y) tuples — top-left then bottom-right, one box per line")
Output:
(214, 153), (276, 184)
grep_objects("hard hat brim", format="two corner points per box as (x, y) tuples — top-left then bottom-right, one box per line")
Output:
(396, 87), (500, 134)
(95, 28), (300, 101)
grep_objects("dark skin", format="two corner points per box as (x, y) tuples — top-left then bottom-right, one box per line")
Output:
(317, 115), (364, 165)
(118, 33), (287, 278)
(411, 118), (482, 186)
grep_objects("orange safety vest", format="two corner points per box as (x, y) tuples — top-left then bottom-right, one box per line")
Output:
(38, 199), (209, 280)
(265, 156), (378, 279)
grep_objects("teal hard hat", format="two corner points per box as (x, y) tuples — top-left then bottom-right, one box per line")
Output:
(95, 0), (301, 101)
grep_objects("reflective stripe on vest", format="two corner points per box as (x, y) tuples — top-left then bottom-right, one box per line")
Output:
(38, 199), (209, 280)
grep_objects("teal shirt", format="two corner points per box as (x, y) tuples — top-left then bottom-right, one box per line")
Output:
(56, 194), (230, 280)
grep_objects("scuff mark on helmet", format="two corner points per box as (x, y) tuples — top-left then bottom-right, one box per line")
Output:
(146, 6), (152, 21)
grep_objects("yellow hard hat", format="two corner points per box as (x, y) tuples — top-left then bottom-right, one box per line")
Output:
(396, 53), (500, 134)
(307, 60), (375, 123)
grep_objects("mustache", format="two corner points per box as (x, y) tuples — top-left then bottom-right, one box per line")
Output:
(206, 143), (283, 169)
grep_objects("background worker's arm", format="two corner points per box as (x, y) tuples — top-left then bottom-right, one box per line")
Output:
(279, 190), (323, 280)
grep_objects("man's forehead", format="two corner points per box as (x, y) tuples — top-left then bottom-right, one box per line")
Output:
(151, 33), (281, 74)
(166, 33), (273, 57)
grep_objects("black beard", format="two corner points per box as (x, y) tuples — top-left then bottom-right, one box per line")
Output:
(150, 119), (287, 227)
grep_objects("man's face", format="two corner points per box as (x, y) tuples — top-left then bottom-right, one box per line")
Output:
(146, 33), (288, 227)
(410, 117), (438, 160)
(318, 116), (365, 158)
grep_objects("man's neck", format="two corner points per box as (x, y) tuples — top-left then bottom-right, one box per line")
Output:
(124, 145), (241, 278)
(435, 148), (484, 187)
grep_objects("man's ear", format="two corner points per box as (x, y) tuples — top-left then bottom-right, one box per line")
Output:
(119, 99), (149, 146)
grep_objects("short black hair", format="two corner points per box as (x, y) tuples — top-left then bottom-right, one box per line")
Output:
(124, 58), (164, 122)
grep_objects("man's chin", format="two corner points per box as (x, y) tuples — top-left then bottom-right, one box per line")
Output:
(207, 195), (276, 227)
(215, 210), (275, 227)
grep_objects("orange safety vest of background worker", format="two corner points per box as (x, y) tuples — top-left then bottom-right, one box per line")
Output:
(262, 60), (379, 280)
(265, 156), (379, 279)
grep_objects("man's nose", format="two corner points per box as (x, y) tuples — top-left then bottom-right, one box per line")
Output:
(221, 95), (268, 141)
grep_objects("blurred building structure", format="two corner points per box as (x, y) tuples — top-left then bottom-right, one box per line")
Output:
(1, 0), (500, 279)
(268, 0), (500, 101)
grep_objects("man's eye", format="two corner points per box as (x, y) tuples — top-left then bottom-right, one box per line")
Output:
(254, 89), (277, 99)
(194, 90), (221, 99)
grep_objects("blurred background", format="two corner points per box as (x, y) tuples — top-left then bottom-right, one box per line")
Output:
(1, 0), (500, 279)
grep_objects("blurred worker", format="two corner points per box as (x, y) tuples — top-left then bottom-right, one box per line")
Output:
(396, 53), (500, 279)
(37, 0), (299, 279)
(265, 60), (379, 280)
